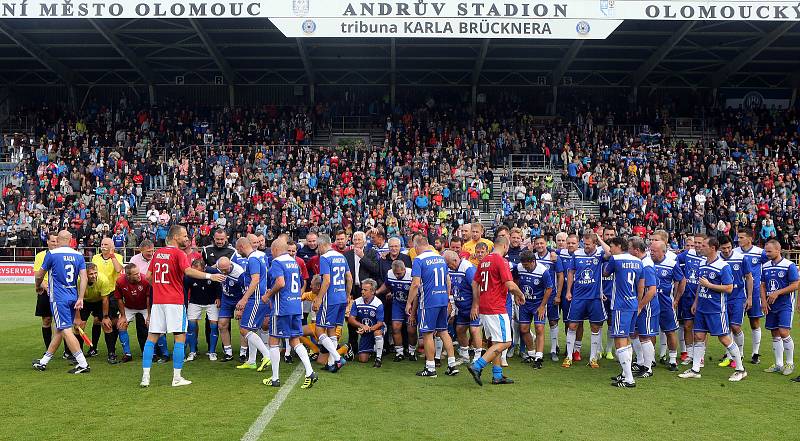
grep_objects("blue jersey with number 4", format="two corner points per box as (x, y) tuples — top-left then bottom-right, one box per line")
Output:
(605, 253), (642, 312)
(412, 250), (449, 308)
(320, 250), (350, 305)
(43, 247), (87, 303)
(269, 254), (303, 316)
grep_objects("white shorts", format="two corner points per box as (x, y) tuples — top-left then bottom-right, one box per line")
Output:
(149, 304), (188, 334)
(124, 308), (147, 322)
(187, 303), (219, 321)
(481, 313), (512, 343)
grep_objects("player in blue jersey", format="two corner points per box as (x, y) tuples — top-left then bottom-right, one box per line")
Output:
(233, 237), (273, 372)
(650, 229), (679, 362)
(649, 238), (685, 371)
(735, 230), (769, 364)
(628, 238), (659, 378)
(407, 236), (460, 378)
(377, 260), (417, 362)
(215, 256), (247, 362)
(604, 237), (643, 388)
(718, 235), (753, 369)
(513, 249), (553, 369)
(600, 226), (618, 360)
(678, 236), (747, 382)
(675, 234), (705, 365)
(312, 233), (352, 373)
(759, 240), (799, 378)
(560, 235), (583, 361)
(444, 250), (481, 365)
(532, 236), (560, 362)
(347, 279), (385, 367)
(33, 230), (91, 373)
(563, 232), (609, 369)
(261, 237), (317, 388)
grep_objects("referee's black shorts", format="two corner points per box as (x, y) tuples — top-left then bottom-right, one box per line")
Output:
(35, 293), (51, 317)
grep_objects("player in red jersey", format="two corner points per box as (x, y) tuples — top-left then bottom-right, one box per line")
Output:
(115, 263), (152, 362)
(467, 236), (524, 386)
(140, 225), (225, 388)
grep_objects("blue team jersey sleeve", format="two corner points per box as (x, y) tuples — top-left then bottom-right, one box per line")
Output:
(247, 256), (260, 276)
(672, 263), (684, 282)
(644, 266), (657, 287)
(77, 255), (86, 272)
(740, 256), (752, 276)
(41, 252), (53, 271)
(604, 256), (616, 276)
(319, 255), (331, 276)
(788, 263), (799, 283)
(555, 256), (564, 274)
(376, 303), (385, 323)
(411, 258), (422, 278)
(269, 260), (284, 284)
(465, 266), (476, 284)
(720, 265), (734, 286)
(543, 269), (554, 289)
(349, 302), (357, 317)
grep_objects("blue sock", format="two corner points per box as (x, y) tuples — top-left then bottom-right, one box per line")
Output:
(142, 340), (155, 369)
(119, 330), (131, 355)
(209, 323), (219, 353)
(157, 335), (168, 356)
(173, 342), (185, 370)
(187, 322), (198, 353)
(492, 366), (503, 380)
(473, 357), (487, 371)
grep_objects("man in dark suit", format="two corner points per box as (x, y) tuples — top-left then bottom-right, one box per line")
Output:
(344, 231), (381, 355)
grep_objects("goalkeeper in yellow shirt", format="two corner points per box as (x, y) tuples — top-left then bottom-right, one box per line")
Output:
(301, 275), (348, 364)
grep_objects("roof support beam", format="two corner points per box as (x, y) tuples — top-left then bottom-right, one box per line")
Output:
(188, 18), (238, 84)
(296, 39), (315, 84)
(471, 39), (490, 86)
(552, 41), (582, 86)
(0, 22), (83, 85)
(708, 22), (794, 88)
(390, 38), (396, 106)
(630, 21), (694, 87)
(88, 19), (160, 85)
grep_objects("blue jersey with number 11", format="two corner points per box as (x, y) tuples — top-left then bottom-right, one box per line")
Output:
(43, 247), (87, 303)
(412, 250), (449, 308)
(320, 250), (350, 305)
(269, 254), (302, 316)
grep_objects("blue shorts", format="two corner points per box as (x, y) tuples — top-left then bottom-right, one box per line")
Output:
(747, 292), (764, 319)
(603, 296), (612, 320)
(693, 311), (729, 336)
(518, 300), (546, 325)
(51, 301), (75, 330)
(241, 298), (270, 330)
(270, 314), (303, 338)
(610, 310), (636, 338)
(455, 303), (480, 326)
(635, 305), (659, 337)
(391, 300), (409, 323)
(218, 297), (240, 319)
(358, 331), (382, 353)
(567, 298), (607, 323)
(726, 298), (746, 327)
(418, 306), (448, 333)
(316, 302), (346, 329)
(547, 302), (560, 323)
(658, 303), (680, 333)
(677, 294), (695, 321)
(560, 297), (571, 322)
(765, 309), (793, 330)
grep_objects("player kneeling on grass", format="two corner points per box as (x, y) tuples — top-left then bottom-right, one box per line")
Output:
(299, 276), (349, 364)
(115, 263), (152, 362)
(467, 237), (525, 386)
(185, 258), (221, 362)
(33, 230), (91, 374)
(347, 279), (386, 368)
(261, 237), (318, 388)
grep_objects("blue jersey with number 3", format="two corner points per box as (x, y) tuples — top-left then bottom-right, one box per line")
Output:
(412, 250), (449, 308)
(320, 250), (350, 305)
(269, 254), (303, 316)
(43, 247), (87, 303)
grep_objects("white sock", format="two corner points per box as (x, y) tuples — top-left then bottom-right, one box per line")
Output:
(318, 334), (340, 365)
(74, 351), (88, 368)
(223, 345), (232, 356)
(173, 368), (182, 381)
(501, 349), (508, 363)
(678, 327), (686, 353)
(240, 346), (248, 356)
(733, 331), (745, 355)
(784, 337), (794, 365)
(40, 352), (53, 365)
(269, 345), (281, 381)
(575, 341), (582, 354)
(617, 345), (633, 383)
(459, 346), (469, 359)
(534, 351), (543, 359)
(142, 367), (151, 376)
(692, 342), (705, 372)
(590, 332), (601, 361)
(472, 348), (481, 363)
(447, 356), (456, 367)
(294, 344), (313, 376)
(409, 344), (417, 355)
(375, 335), (384, 361)
(566, 329), (576, 359)
(726, 342), (744, 372)
(397, 344), (405, 356)
(606, 328), (614, 354)
(659, 332), (668, 358)
(631, 338), (643, 365)
(550, 325), (559, 353)
(426, 360), (435, 372)
(246, 331), (269, 363)
(284, 339), (291, 356)
(434, 336), (443, 359)
(669, 350), (677, 365)
(642, 340), (655, 372)
(752, 328), (762, 355)
(259, 329), (269, 345)
(773, 337), (784, 367)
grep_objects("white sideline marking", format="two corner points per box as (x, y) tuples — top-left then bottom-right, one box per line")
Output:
(241, 365), (304, 441)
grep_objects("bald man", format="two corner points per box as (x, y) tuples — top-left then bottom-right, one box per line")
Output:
(90, 237), (125, 361)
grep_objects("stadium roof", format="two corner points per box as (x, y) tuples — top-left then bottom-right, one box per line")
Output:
(0, 18), (798, 90)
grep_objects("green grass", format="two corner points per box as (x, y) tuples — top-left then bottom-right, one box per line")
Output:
(2, 283), (798, 441)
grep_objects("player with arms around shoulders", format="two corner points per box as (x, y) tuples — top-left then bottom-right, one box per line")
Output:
(140, 225), (225, 388)
(759, 240), (799, 379)
(32, 230), (91, 374)
(467, 236), (525, 386)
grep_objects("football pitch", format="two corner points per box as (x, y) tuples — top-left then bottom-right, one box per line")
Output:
(2, 284), (797, 441)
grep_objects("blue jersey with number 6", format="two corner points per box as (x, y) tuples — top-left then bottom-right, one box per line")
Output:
(412, 250), (449, 308)
(269, 254), (303, 316)
(320, 250), (350, 305)
(43, 247), (87, 303)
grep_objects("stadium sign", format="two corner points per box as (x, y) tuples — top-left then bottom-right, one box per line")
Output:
(0, 263), (34, 284)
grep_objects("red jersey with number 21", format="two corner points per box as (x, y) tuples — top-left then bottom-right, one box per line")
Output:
(474, 252), (513, 315)
(148, 246), (190, 305)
